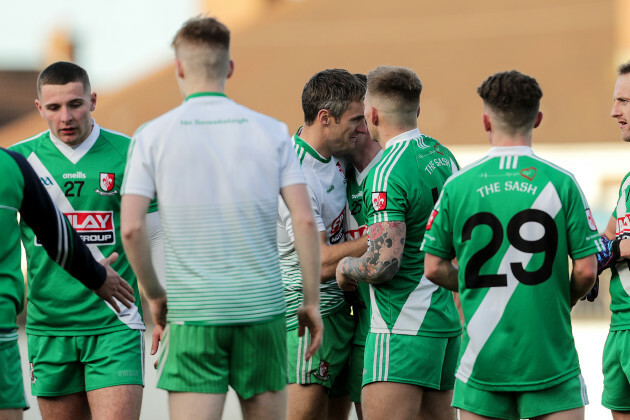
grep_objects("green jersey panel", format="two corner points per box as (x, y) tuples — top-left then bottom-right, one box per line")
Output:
(422, 146), (599, 391)
(363, 130), (461, 337)
(0, 152), (25, 330)
(610, 172), (630, 331)
(9, 127), (144, 336)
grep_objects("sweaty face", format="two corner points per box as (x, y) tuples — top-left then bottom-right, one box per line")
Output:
(36, 81), (96, 147)
(326, 101), (367, 155)
(612, 74), (630, 143)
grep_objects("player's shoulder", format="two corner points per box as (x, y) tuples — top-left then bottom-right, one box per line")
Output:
(98, 126), (132, 156)
(527, 153), (579, 185)
(8, 130), (50, 155)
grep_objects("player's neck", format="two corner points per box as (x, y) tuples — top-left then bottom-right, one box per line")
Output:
(378, 123), (418, 149)
(299, 125), (332, 159)
(489, 132), (533, 148)
(179, 79), (226, 99)
(352, 142), (381, 172)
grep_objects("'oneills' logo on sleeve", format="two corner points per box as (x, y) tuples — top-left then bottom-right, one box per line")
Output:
(35, 211), (115, 246)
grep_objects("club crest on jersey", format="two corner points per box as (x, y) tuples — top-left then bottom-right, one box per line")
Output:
(96, 172), (118, 196)
(314, 361), (330, 381)
(520, 167), (537, 181)
(372, 192), (387, 211)
(586, 208), (598, 231)
(426, 209), (439, 230)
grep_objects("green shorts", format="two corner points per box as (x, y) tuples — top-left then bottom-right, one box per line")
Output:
(453, 374), (588, 419)
(363, 332), (460, 390)
(603, 329), (630, 410)
(349, 344), (365, 403)
(27, 329), (145, 397)
(287, 305), (354, 394)
(0, 336), (29, 410)
(156, 316), (287, 400)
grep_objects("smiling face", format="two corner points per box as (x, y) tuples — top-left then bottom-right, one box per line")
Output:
(35, 81), (96, 147)
(612, 73), (630, 142)
(325, 100), (367, 155)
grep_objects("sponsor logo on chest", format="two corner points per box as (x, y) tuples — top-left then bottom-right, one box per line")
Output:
(329, 209), (345, 244)
(36, 211), (116, 246)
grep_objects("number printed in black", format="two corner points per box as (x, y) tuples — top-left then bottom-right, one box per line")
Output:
(462, 209), (558, 289)
(64, 181), (84, 197)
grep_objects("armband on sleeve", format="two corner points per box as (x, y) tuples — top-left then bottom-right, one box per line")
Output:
(597, 235), (621, 274)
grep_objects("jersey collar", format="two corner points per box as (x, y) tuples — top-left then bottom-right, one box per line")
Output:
(487, 145), (535, 156)
(185, 92), (228, 101)
(384, 128), (422, 149)
(49, 119), (101, 164)
(293, 131), (331, 163)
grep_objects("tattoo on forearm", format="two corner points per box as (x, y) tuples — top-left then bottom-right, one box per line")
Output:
(342, 221), (405, 284)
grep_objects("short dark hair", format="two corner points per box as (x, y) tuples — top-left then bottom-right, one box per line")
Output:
(619, 61), (630, 76)
(366, 66), (422, 115)
(301, 69), (365, 125)
(37, 61), (91, 97)
(172, 16), (231, 80)
(477, 70), (542, 134)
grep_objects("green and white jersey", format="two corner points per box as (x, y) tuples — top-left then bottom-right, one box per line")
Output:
(364, 129), (461, 337)
(345, 151), (381, 345)
(9, 123), (145, 336)
(279, 133), (348, 330)
(124, 93), (305, 325)
(422, 145), (599, 391)
(609, 171), (630, 331)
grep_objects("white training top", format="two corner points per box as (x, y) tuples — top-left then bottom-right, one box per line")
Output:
(123, 92), (305, 325)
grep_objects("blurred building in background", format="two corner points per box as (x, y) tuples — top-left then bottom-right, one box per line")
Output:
(1, 0), (625, 318)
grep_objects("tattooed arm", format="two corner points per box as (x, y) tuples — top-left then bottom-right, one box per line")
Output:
(336, 220), (406, 289)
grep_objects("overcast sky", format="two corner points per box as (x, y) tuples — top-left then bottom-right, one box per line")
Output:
(0, 0), (198, 92)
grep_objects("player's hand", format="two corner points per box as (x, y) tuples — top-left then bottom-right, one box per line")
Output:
(147, 294), (167, 367)
(597, 235), (622, 274)
(580, 276), (599, 302)
(94, 252), (136, 312)
(297, 304), (323, 361)
(336, 258), (358, 291)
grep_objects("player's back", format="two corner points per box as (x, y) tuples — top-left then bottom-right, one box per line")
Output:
(127, 93), (302, 325)
(435, 145), (599, 390)
(364, 131), (461, 337)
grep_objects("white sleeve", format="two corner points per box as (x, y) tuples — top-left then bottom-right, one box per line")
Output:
(278, 132), (306, 188)
(122, 133), (156, 199)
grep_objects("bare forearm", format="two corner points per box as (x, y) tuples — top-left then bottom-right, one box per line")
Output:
(569, 255), (597, 306)
(424, 254), (459, 292)
(294, 219), (321, 307)
(321, 235), (368, 281)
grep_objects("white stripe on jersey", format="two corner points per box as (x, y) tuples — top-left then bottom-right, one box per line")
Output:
(368, 283), (389, 332)
(390, 275), (438, 334)
(457, 181), (562, 383)
(372, 142), (410, 223)
(26, 152), (144, 331)
(499, 155), (518, 170)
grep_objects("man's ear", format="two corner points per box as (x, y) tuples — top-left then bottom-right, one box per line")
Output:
(533, 111), (543, 128)
(175, 59), (185, 79)
(482, 113), (491, 132)
(227, 59), (234, 79)
(317, 109), (331, 126)
(371, 106), (379, 126)
(34, 99), (44, 117)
